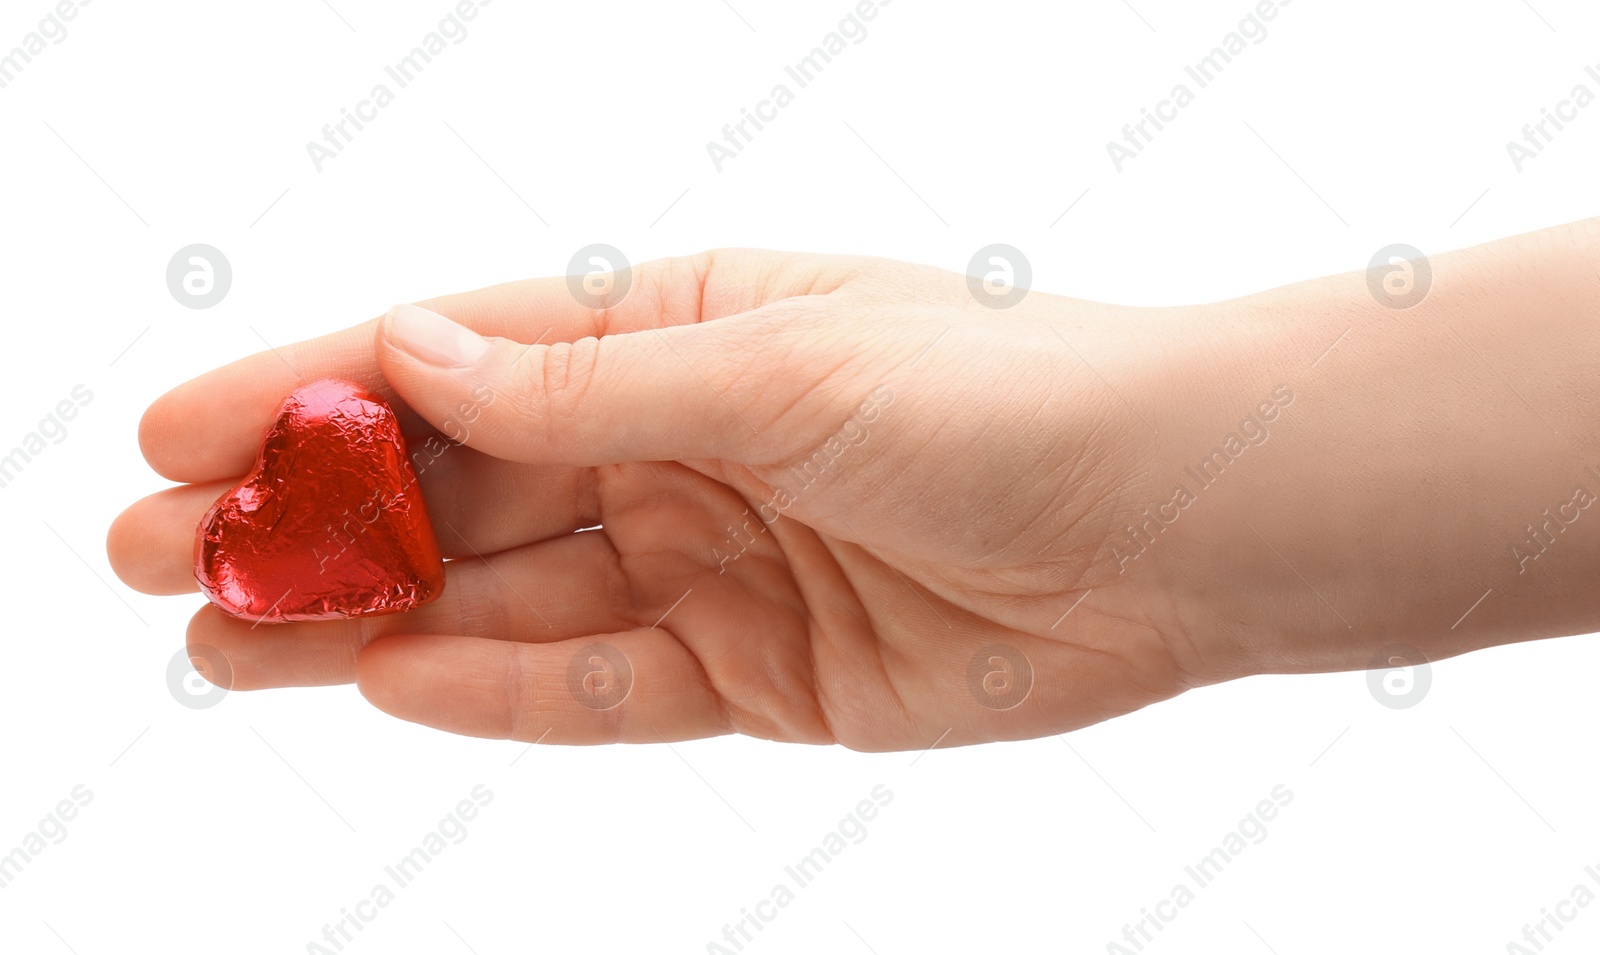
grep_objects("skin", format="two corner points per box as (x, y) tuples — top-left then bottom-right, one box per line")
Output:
(107, 218), (1600, 750)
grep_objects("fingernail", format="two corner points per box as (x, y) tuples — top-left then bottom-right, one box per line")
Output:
(385, 304), (492, 367)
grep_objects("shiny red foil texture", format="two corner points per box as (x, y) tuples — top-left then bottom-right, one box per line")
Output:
(195, 379), (446, 623)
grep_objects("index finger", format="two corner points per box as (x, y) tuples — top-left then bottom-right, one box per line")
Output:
(139, 249), (870, 484)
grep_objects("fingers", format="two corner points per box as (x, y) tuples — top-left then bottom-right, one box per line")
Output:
(109, 452), (599, 595)
(356, 629), (730, 744)
(107, 479), (233, 595)
(140, 251), (864, 484)
(187, 530), (632, 689)
(141, 319), (388, 485)
(378, 299), (862, 467)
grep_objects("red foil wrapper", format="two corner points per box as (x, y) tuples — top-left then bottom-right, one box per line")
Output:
(195, 379), (446, 623)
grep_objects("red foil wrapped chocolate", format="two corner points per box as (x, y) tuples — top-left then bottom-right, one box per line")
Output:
(195, 379), (446, 623)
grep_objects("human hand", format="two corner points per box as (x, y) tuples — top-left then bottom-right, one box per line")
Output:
(112, 223), (1600, 749)
(109, 249), (1188, 749)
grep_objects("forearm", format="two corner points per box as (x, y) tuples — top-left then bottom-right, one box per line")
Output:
(1124, 218), (1600, 680)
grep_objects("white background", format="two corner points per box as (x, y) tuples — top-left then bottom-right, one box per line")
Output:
(2, 0), (1599, 952)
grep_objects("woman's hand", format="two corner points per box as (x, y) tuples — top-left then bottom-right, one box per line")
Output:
(109, 221), (1600, 749)
(109, 249), (1190, 749)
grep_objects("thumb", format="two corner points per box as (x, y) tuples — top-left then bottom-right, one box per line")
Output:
(378, 303), (775, 466)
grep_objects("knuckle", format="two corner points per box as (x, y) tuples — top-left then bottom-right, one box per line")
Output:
(525, 336), (603, 441)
